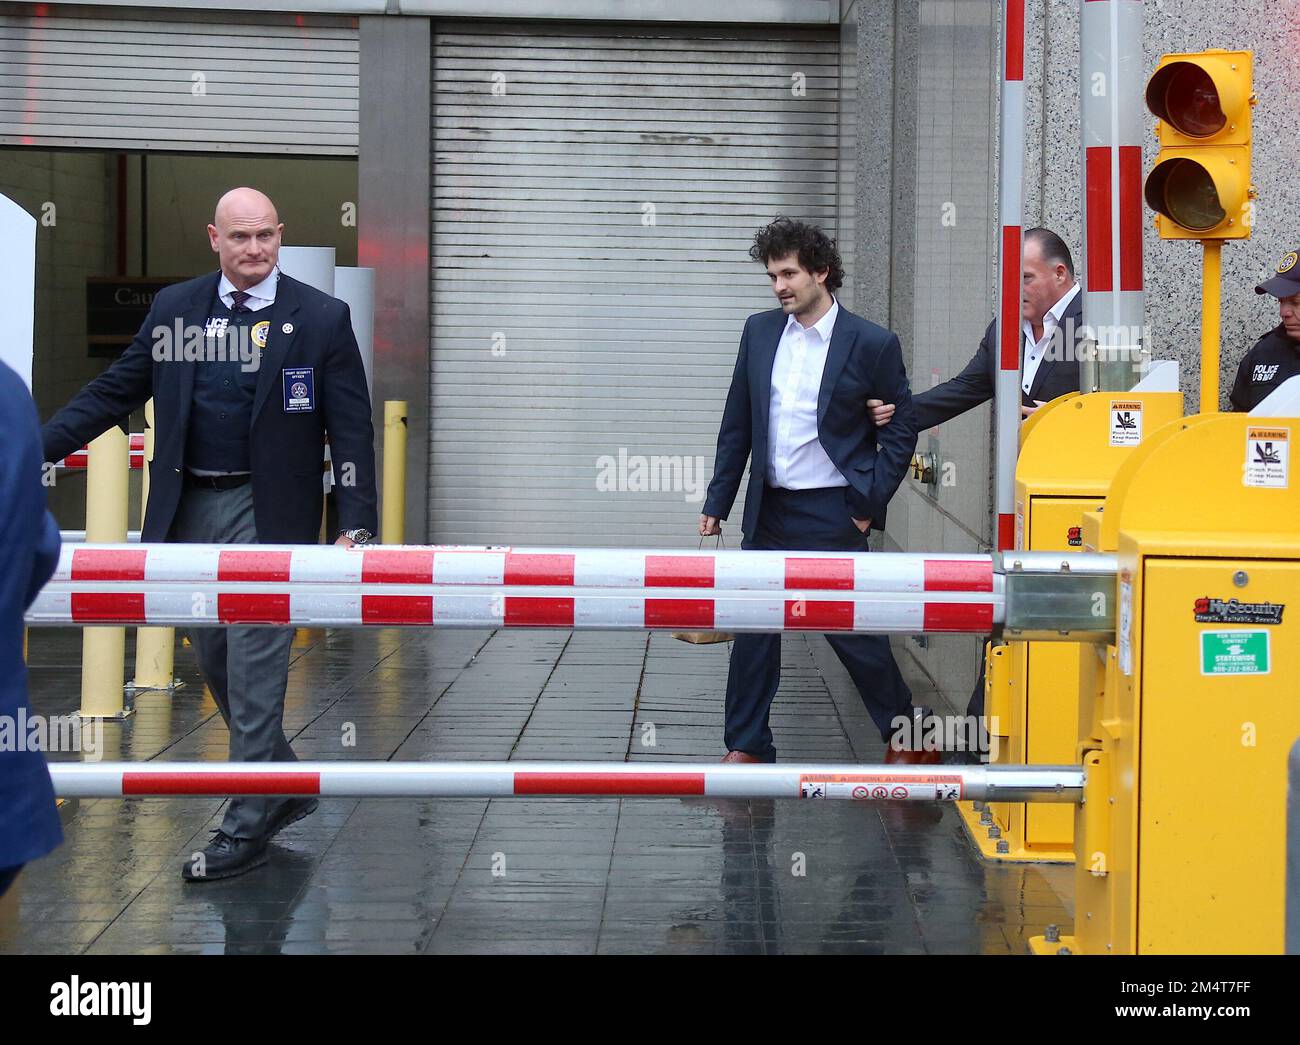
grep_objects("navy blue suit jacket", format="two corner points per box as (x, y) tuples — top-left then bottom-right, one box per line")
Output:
(914, 292), (1084, 431)
(703, 305), (918, 539)
(0, 362), (63, 870)
(42, 271), (378, 545)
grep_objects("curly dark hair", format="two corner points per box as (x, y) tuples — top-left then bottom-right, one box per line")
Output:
(749, 217), (844, 292)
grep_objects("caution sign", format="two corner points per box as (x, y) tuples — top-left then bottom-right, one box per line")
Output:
(799, 773), (963, 801)
(1244, 427), (1289, 488)
(1109, 400), (1143, 446)
(1200, 630), (1270, 676)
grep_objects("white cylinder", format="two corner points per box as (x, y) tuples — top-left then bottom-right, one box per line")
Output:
(277, 246), (336, 296)
(335, 266), (375, 398)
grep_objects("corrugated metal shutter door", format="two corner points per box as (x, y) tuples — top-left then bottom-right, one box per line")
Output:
(0, 6), (357, 154)
(431, 21), (839, 547)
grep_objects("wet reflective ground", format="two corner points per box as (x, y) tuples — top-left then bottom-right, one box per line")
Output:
(3, 628), (1071, 954)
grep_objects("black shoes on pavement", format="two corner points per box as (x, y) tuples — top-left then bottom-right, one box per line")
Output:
(181, 797), (318, 882)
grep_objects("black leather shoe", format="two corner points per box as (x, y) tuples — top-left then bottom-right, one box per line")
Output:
(264, 797), (319, 840)
(181, 830), (268, 882)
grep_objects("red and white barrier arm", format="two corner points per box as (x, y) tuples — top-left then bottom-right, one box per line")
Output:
(27, 582), (1000, 634)
(994, 0), (1026, 551)
(50, 544), (997, 594)
(56, 434), (145, 471)
(47, 761), (1084, 803)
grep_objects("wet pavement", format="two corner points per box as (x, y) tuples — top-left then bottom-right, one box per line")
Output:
(2, 626), (1071, 954)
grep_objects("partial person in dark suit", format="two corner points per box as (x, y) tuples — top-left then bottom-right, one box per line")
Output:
(0, 361), (63, 897)
(42, 188), (378, 881)
(869, 228), (1083, 430)
(700, 218), (931, 766)
(866, 228), (1082, 747)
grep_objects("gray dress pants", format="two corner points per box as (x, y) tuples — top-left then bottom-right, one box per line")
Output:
(171, 482), (298, 839)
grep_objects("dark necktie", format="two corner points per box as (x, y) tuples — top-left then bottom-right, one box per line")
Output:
(230, 290), (251, 313)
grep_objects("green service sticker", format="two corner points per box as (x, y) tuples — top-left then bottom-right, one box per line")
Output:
(1200, 630), (1270, 676)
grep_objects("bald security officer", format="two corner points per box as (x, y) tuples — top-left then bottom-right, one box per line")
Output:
(42, 188), (377, 881)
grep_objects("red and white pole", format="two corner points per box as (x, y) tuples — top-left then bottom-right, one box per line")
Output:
(1080, 0), (1146, 391)
(994, 0), (1027, 551)
(47, 760), (1085, 804)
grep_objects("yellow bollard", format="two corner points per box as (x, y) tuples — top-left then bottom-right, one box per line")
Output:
(80, 426), (131, 719)
(382, 400), (408, 545)
(130, 400), (178, 692)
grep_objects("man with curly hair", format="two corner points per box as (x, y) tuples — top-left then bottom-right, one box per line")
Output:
(699, 217), (931, 765)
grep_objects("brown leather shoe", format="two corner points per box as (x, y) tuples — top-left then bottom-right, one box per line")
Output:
(721, 750), (764, 764)
(883, 746), (943, 765)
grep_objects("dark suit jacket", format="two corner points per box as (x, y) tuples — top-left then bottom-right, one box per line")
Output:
(0, 362), (63, 870)
(914, 290), (1084, 431)
(703, 305), (918, 539)
(42, 271), (377, 545)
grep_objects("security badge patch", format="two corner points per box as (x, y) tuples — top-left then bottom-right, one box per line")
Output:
(251, 320), (270, 349)
(283, 367), (315, 413)
(1278, 251), (1298, 274)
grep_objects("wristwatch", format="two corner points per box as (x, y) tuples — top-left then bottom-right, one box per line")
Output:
(340, 528), (374, 545)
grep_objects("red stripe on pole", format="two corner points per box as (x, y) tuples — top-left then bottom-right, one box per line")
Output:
(923, 560), (994, 593)
(71, 592), (144, 623)
(999, 225), (1023, 369)
(644, 598), (713, 629)
(1118, 145), (1144, 292)
(504, 552), (575, 586)
(218, 549), (292, 583)
(1004, 0), (1025, 80)
(923, 602), (995, 633)
(363, 548), (434, 584)
(218, 593), (291, 624)
(361, 594), (433, 625)
(123, 771), (321, 796)
(514, 772), (705, 795)
(504, 597), (574, 627)
(70, 547), (147, 581)
(997, 513), (1016, 552)
(1085, 146), (1114, 292)
(644, 554), (715, 588)
(63, 453), (88, 468)
(784, 600), (854, 630)
(785, 557), (854, 591)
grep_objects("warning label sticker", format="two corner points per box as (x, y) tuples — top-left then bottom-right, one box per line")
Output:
(1200, 630), (1270, 676)
(799, 773), (964, 802)
(1244, 427), (1289, 488)
(1109, 401), (1143, 446)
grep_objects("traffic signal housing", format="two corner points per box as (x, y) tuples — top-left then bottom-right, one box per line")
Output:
(1144, 49), (1254, 239)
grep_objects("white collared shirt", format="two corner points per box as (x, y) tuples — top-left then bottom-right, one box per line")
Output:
(217, 267), (278, 312)
(1021, 282), (1080, 395)
(766, 298), (848, 490)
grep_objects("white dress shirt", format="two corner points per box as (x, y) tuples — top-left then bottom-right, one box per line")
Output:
(217, 267), (278, 312)
(766, 298), (848, 490)
(1021, 282), (1079, 396)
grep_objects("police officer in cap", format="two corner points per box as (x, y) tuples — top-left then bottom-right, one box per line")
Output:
(1229, 248), (1300, 410)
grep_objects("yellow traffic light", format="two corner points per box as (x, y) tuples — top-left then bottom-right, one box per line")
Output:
(1144, 49), (1254, 240)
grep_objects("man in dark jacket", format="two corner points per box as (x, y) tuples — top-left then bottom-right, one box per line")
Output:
(700, 218), (928, 765)
(1230, 247), (1300, 411)
(42, 188), (377, 881)
(0, 360), (63, 897)
(868, 228), (1083, 430)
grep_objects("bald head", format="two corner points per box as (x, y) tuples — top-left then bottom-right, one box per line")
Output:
(214, 187), (279, 228)
(208, 187), (283, 290)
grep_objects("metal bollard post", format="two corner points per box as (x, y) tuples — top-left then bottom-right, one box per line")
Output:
(130, 400), (179, 693)
(80, 427), (132, 719)
(382, 400), (407, 545)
